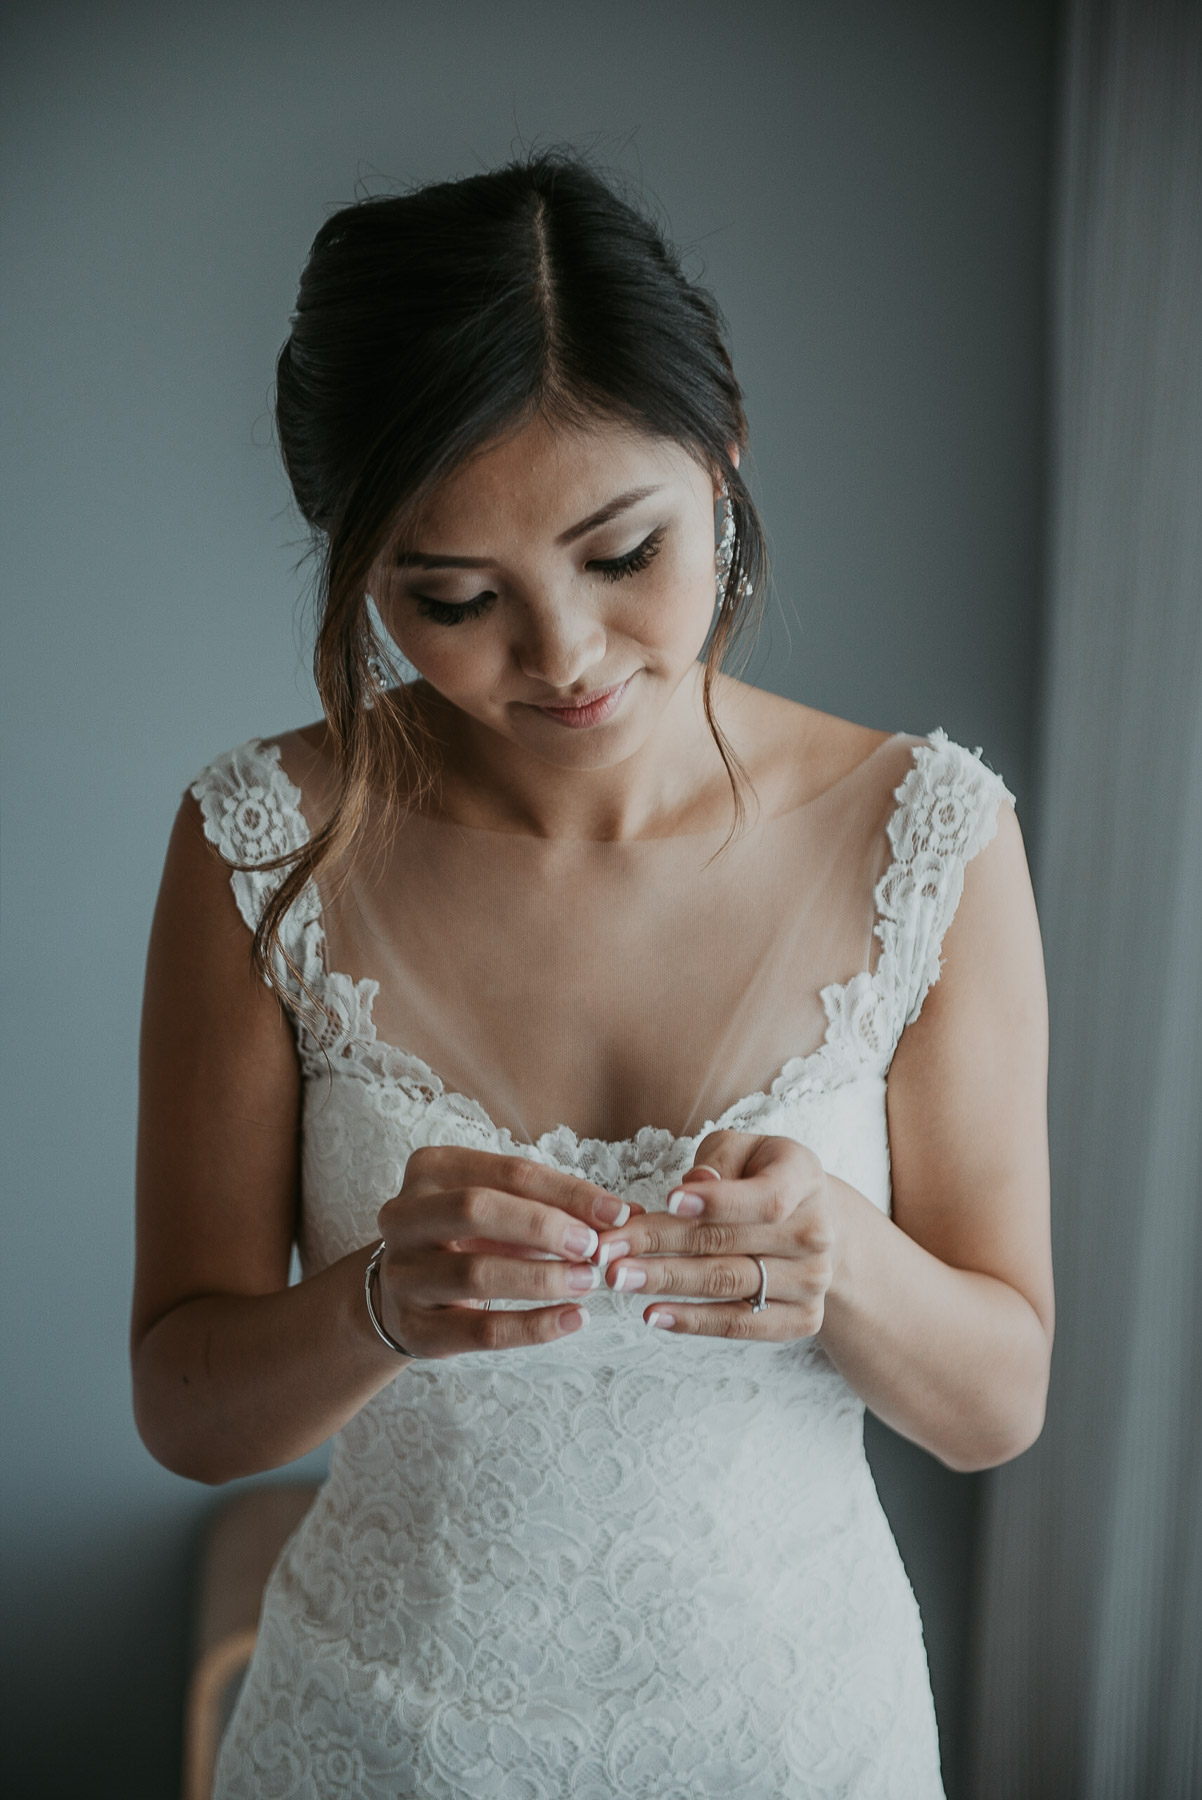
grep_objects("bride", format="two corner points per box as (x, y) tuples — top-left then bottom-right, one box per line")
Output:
(132, 153), (1053, 1798)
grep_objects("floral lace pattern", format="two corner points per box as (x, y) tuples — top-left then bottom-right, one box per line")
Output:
(189, 729), (1013, 1799)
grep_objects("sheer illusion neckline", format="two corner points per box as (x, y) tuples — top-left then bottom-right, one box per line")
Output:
(388, 726), (909, 845)
(279, 733), (924, 1162)
(339, 1008), (875, 1171)
(194, 727), (1014, 1166)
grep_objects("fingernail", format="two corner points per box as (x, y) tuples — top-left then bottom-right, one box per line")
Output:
(563, 1224), (599, 1258)
(692, 1165), (723, 1181)
(597, 1239), (630, 1268)
(667, 1190), (705, 1217)
(560, 1307), (589, 1333)
(646, 1309), (676, 1329)
(594, 1196), (631, 1226)
(567, 1264), (601, 1292)
(612, 1264), (646, 1291)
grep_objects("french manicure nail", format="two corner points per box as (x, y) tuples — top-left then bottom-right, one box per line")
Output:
(594, 1196), (631, 1226)
(667, 1190), (705, 1217)
(567, 1264), (601, 1292)
(612, 1264), (647, 1291)
(560, 1307), (589, 1333)
(597, 1239), (630, 1268)
(563, 1224), (599, 1258)
(646, 1309), (676, 1329)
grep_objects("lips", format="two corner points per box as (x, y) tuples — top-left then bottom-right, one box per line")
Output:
(531, 677), (632, 729)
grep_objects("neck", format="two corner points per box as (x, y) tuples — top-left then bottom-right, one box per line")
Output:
(408, 664), (737, 840)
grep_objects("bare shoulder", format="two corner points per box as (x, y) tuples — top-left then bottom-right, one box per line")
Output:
(266, 714), (335, 773)
(166, 711), (338, 982)
(715, 676), (896, 813)
(262, 715), (341, 822)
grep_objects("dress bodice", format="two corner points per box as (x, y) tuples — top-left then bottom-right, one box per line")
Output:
(192, 724), (1013, 1800)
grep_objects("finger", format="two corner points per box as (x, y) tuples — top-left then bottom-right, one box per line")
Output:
(655, 1132), (755, 1218)
(669, 1126), (763, 1217)
(402, 1250), (604, 1306)
(600, 1195), (833, 1267)
(385, 1186), (605, 1261)
(389, 1299), (592, 1360)
(400, 1145), (636, 1228)
(662, 1139), (825, 1227)
(606, 1254), (779, 1304)
(641, 1298), (822, 1343)
(663, 1163), (722, 1219)
(661, 1175), (792, 1228)
(596, 1212), (767, 1261)
(444, 1236), (570, 1262)
(689, 1130), (765, 1181)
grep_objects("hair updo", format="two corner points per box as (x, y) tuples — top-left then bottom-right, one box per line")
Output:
(253, 151), (767, 993)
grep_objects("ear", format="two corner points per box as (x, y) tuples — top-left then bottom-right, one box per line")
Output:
(711, 444), (742, 503)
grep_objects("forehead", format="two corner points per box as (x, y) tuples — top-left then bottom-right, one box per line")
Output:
(405, 414), (706, 546)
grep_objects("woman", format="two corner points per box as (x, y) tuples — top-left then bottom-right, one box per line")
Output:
(133, 154), (1053, 1798)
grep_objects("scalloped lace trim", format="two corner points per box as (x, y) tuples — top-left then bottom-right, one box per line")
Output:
(873, 727), (1016, 1028)
(189, 728), (1013, 1177)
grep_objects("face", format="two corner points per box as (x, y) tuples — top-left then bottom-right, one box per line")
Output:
(368, 413), (726, 775)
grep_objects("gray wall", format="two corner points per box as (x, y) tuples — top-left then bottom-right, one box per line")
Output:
(0, 3), (1054, 1795)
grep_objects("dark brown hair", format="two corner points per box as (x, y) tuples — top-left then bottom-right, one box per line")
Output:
(251, 151), (767, 994)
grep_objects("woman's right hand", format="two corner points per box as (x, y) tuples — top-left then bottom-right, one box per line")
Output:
(134, 795), (641, 1481)
(373, 1147), (639, 1359)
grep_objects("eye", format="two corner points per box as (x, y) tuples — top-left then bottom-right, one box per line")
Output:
(414, 593), (496, 627)
(587, 527), (665, 583)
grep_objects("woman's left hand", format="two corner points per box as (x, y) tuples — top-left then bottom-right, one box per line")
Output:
(593, 1131), (840, 1340)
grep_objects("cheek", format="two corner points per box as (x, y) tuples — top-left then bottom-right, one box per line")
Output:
(372, 582), (493, 690)
(399, 623), (503, 697)
(630, 545), (716, 649)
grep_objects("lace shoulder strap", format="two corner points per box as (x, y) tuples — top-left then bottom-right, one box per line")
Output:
(876, 729), (1017, 1032)
(188, 737), (324, 1005)
(188, 738), (379, 1066)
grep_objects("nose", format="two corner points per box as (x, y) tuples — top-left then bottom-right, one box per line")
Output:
(514, 595), (607, 692)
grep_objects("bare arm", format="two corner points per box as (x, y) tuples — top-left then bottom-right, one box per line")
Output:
(131, 797), (405, 1483)
(593, 802), (1054, 1473)
(816, 802), (1053, 1468)
(132, 796), (631, 1485)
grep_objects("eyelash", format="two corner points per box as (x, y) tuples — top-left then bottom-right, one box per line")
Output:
(415, 594), (494, 627)
(593, 526), (665, 583)
(412, 528), (666, 627)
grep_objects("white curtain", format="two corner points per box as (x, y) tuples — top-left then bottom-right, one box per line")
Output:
(968, 2), (1202, 1796)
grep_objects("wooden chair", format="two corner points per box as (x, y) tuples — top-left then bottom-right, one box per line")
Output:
(182, 1482), (319, 1800)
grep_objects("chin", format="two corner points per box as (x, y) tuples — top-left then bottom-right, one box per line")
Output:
(521, 725), (644, 770)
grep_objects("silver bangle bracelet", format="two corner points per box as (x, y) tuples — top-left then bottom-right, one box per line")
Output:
(364, 1239), (419, 1359)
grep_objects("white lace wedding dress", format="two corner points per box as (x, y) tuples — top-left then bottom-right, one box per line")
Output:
(193, 725), (1013, 1800)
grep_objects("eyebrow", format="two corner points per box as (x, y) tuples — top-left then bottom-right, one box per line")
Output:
(393, 485), (664, 569)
